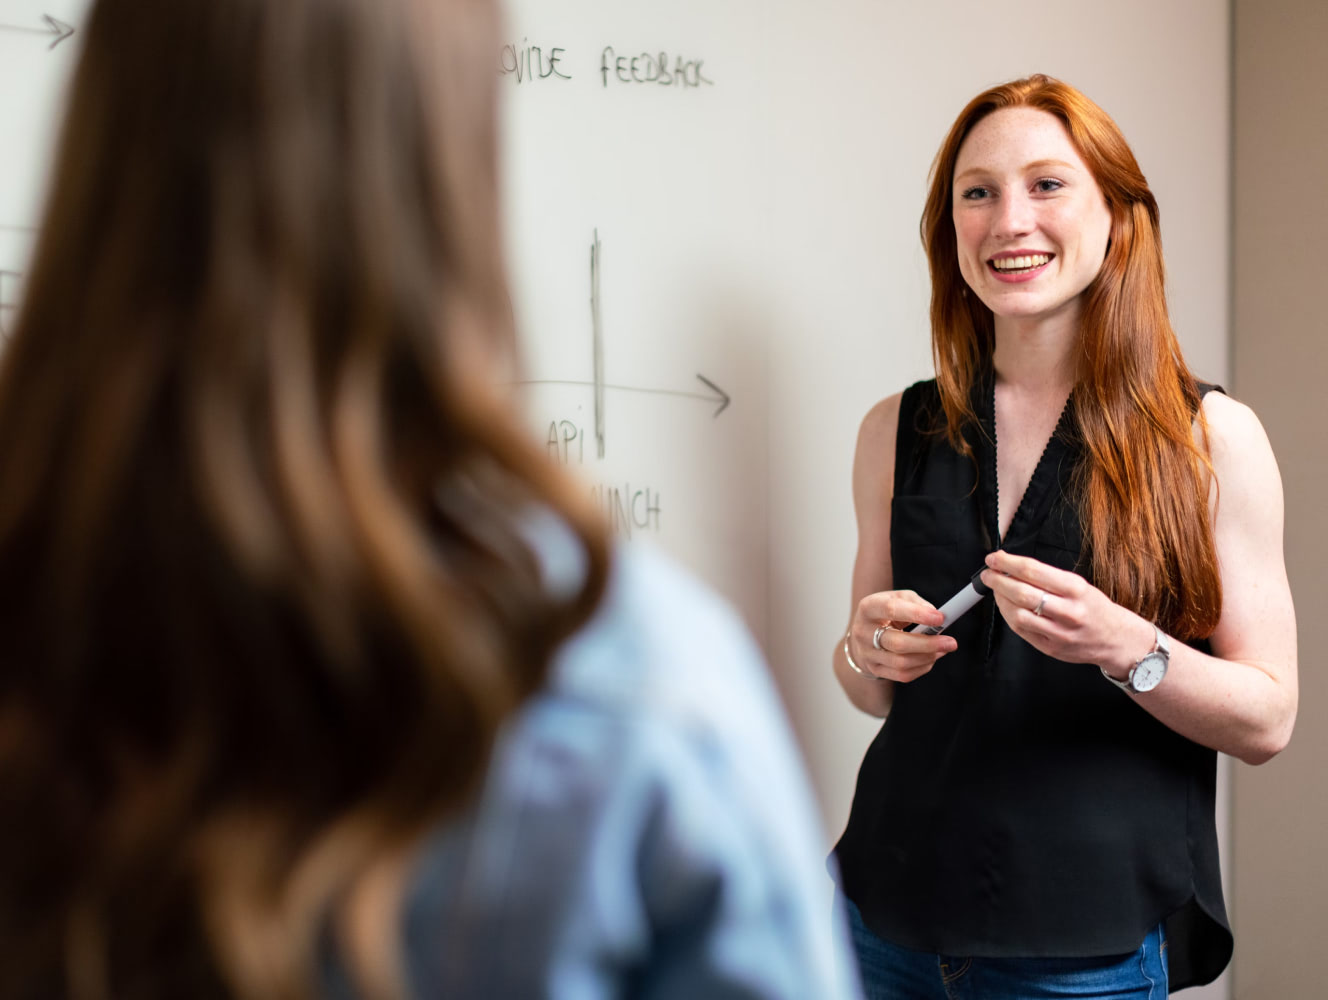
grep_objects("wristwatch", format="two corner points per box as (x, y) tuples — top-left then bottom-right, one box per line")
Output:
(1100, 625), (1170, 694)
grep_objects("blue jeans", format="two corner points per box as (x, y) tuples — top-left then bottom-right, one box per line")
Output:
(843, 897), (1169, 999)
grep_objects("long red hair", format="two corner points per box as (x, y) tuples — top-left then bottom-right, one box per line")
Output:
(920, 74), (1220, 639)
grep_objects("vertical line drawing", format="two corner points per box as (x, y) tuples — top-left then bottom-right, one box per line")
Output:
(590, 228), (605, 458)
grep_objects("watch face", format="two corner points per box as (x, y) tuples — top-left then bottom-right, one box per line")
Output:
(1131, 652), (1167, 692)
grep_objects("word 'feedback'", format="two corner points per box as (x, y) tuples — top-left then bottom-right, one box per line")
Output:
(599, 48), (713, 89)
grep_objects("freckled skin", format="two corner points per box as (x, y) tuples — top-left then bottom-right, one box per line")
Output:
(951, 107), (1113, 335)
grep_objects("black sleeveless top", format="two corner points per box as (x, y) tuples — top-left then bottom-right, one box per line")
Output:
(832, 377), (1231, 990)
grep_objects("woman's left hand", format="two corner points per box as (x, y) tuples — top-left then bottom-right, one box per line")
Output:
(980, 550), (1150, 673)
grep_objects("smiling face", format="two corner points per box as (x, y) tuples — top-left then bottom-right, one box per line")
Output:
(951, 106), (1112, 332)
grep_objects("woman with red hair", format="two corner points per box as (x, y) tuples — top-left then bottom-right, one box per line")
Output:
(831, 75), (1296, 998)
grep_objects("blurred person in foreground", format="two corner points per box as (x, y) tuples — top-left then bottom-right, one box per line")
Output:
(0, 1), (860, 997)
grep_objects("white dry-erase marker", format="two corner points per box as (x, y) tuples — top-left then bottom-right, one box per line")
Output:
(906, 568), (992, 635)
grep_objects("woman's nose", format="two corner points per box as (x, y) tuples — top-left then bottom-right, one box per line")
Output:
(993, 192), (1035, 239)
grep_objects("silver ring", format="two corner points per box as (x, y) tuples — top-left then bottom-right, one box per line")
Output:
(1033, 592), (1047, 617)
(872, 624), (899, 649)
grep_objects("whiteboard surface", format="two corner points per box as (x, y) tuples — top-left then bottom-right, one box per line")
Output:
(0, 4), (1231, 994)
(496, 9), (1231, 996)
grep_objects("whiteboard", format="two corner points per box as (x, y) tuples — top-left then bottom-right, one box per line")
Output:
(0, 5), (1232, 993)
(497, 0), (1230, 812)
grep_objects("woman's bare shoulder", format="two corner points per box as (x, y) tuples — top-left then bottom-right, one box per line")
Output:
(1200, 390), (1276, 469)
(852, 392), (905, 519)
(1199, 390), (1284, 525)
(857, 392), (904, 453)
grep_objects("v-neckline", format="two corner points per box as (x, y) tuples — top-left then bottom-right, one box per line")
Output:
(977, 374), (1077, 551)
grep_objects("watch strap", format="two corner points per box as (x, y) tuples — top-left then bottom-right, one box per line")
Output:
(1099, 663), (1133, 692)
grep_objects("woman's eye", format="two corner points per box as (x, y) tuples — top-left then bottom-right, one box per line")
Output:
(960, 186), (992, 201)
(1034, 178), (1064, 193)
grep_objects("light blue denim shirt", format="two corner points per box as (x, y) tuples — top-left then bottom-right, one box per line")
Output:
(391, 528), (862, 998)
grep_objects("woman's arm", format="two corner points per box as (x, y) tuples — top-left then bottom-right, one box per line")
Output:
(832, 393), (954, 718)
(983, 392), (1297, 764)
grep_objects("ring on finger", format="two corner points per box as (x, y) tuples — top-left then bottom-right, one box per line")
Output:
(1033, 592), (1048, 617)
(872, 624), (897, 649)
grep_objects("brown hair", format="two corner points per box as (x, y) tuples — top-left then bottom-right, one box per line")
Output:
(0, 0), (608, 996)
(920, 74), (1220, 639)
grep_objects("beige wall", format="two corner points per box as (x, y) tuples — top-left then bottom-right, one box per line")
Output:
(1232, 0), (1328, 995)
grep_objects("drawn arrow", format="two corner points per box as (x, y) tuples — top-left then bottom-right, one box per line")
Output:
(519, 373), (732, 417)
(0, 14), (75, 50)
(693, 373), (731, 415)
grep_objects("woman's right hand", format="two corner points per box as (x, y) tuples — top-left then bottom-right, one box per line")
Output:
(847, 590), (956, 683)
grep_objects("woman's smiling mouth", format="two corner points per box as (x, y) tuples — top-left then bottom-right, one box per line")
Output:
(987, 252), (1053, 281)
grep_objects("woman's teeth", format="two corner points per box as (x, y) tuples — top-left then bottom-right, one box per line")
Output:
(991, 253), (1051, 271)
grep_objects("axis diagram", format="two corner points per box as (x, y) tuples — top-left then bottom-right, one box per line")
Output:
(519, 229), (732, 460)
